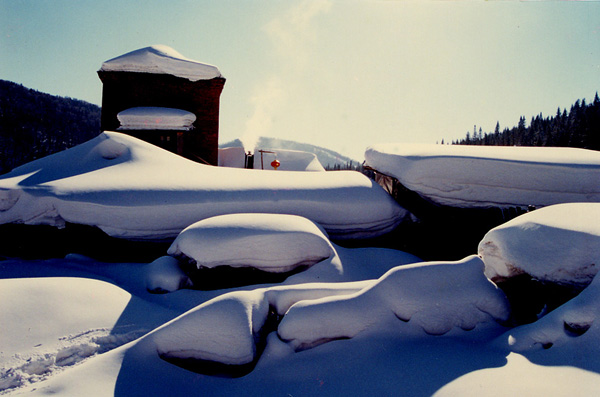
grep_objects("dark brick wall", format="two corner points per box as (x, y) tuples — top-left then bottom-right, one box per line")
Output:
(97, 71), (225, 165)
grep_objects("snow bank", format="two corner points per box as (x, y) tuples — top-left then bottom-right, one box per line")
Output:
(117, 107), (196, 131)
(278, 255), (510, 351)
(479, 203), (600, 286)
(0, 132), (407, 240)
(99, 45), (222, 81)
(365, 143), (600, 208)
(167, 214), (334, 273)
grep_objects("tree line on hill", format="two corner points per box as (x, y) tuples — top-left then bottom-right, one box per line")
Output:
(0, 80), (101, 174)
(448, 93), (600, 150)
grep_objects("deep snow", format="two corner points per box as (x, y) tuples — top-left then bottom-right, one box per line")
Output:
(0, 132), (407, 240)
(365, 143), (600, 208)
(2, 139), (600, 395)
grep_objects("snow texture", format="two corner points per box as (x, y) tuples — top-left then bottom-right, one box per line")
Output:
(0, 277), (147, 392)
(167, 213), (334, 273)
(117, 107), (196, 131)
(365, 143), (600, 208)
(479, 203), (600, 286)
(0, 131), (407, 240)
(99, 44), (222, 81)
(278, 255), (511, 350)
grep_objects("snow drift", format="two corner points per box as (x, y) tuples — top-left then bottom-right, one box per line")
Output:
(278, 255), (511, 350)
(0, 132), (407, 240)
(365, 143), (600, 208)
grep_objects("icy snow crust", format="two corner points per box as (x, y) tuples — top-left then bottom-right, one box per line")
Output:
(0, 132), (406, 240)
(99, 45), (222, 81)
(117, 107), (196, 131)
(167, 214), (334, 273)
(365, 143), (600, 208)
(479, 203), (600, 286)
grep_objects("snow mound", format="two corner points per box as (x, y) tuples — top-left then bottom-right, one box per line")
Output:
(167, 214), (334, 273)
(365, 143), (600, 208)
(501, 271), (600, 353)
(152, 282), (369, 373)
(99, 45), (222, 81)
(479, 203), (600, 287)
(278, 255), (510, 351)
(153, 291), (269, 368)
(0, 131), (407, 240)
(145, 256), (192, 293)
(117, 107), (196, 131)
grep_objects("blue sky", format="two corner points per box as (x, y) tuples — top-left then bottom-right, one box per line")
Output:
(1, 0), (599, 160)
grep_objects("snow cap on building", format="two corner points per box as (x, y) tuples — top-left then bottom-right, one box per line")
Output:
(99, 45), (222, 81)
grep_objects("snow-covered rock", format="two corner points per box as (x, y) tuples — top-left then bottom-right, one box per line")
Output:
(0, 132), (407, 240)
(365, 143), (600, 208)
(479, 203), (600, 287)
(99, 45), (222, 81)
(145, 256), (193, 293)
(277, 255), (511, 351)
(153, 291), (269, 369)
(167, 214), (334, 273)
(152, 282), (369, 373)
(499, 270), (600, 353)
(117, 107), (196, 131)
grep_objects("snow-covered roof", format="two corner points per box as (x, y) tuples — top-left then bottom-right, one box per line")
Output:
(117, 107), (196, 131)
(99, 45), (223, 81)
(218, 147), (326, 171)
(365, 143), (600, 208)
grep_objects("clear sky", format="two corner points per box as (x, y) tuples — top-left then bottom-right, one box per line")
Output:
(1, 0), (599, 160)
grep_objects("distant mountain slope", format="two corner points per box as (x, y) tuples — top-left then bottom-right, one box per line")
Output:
(0, 80), (101, 174)
(0, 79), (359, 174)
(220, 137), (360, 170)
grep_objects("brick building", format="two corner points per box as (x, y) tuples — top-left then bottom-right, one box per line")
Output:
(97, 45), (225, 165)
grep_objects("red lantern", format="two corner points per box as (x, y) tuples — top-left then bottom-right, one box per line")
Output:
(271, 159), (280, 170)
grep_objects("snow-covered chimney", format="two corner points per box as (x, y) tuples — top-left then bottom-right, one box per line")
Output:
(97, 45), (226, 165)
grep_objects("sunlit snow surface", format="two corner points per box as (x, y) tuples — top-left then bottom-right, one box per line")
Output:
(0, 131), (407, 240)
(365, 143), (600, 208)
(99, 44), (222, 81)
(479, 203), (600, 285)
(2, 138), (600, 395)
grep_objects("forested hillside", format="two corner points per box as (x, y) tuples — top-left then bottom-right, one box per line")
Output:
(451, 93), (600, 150)
(0, 80), (101, 174)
